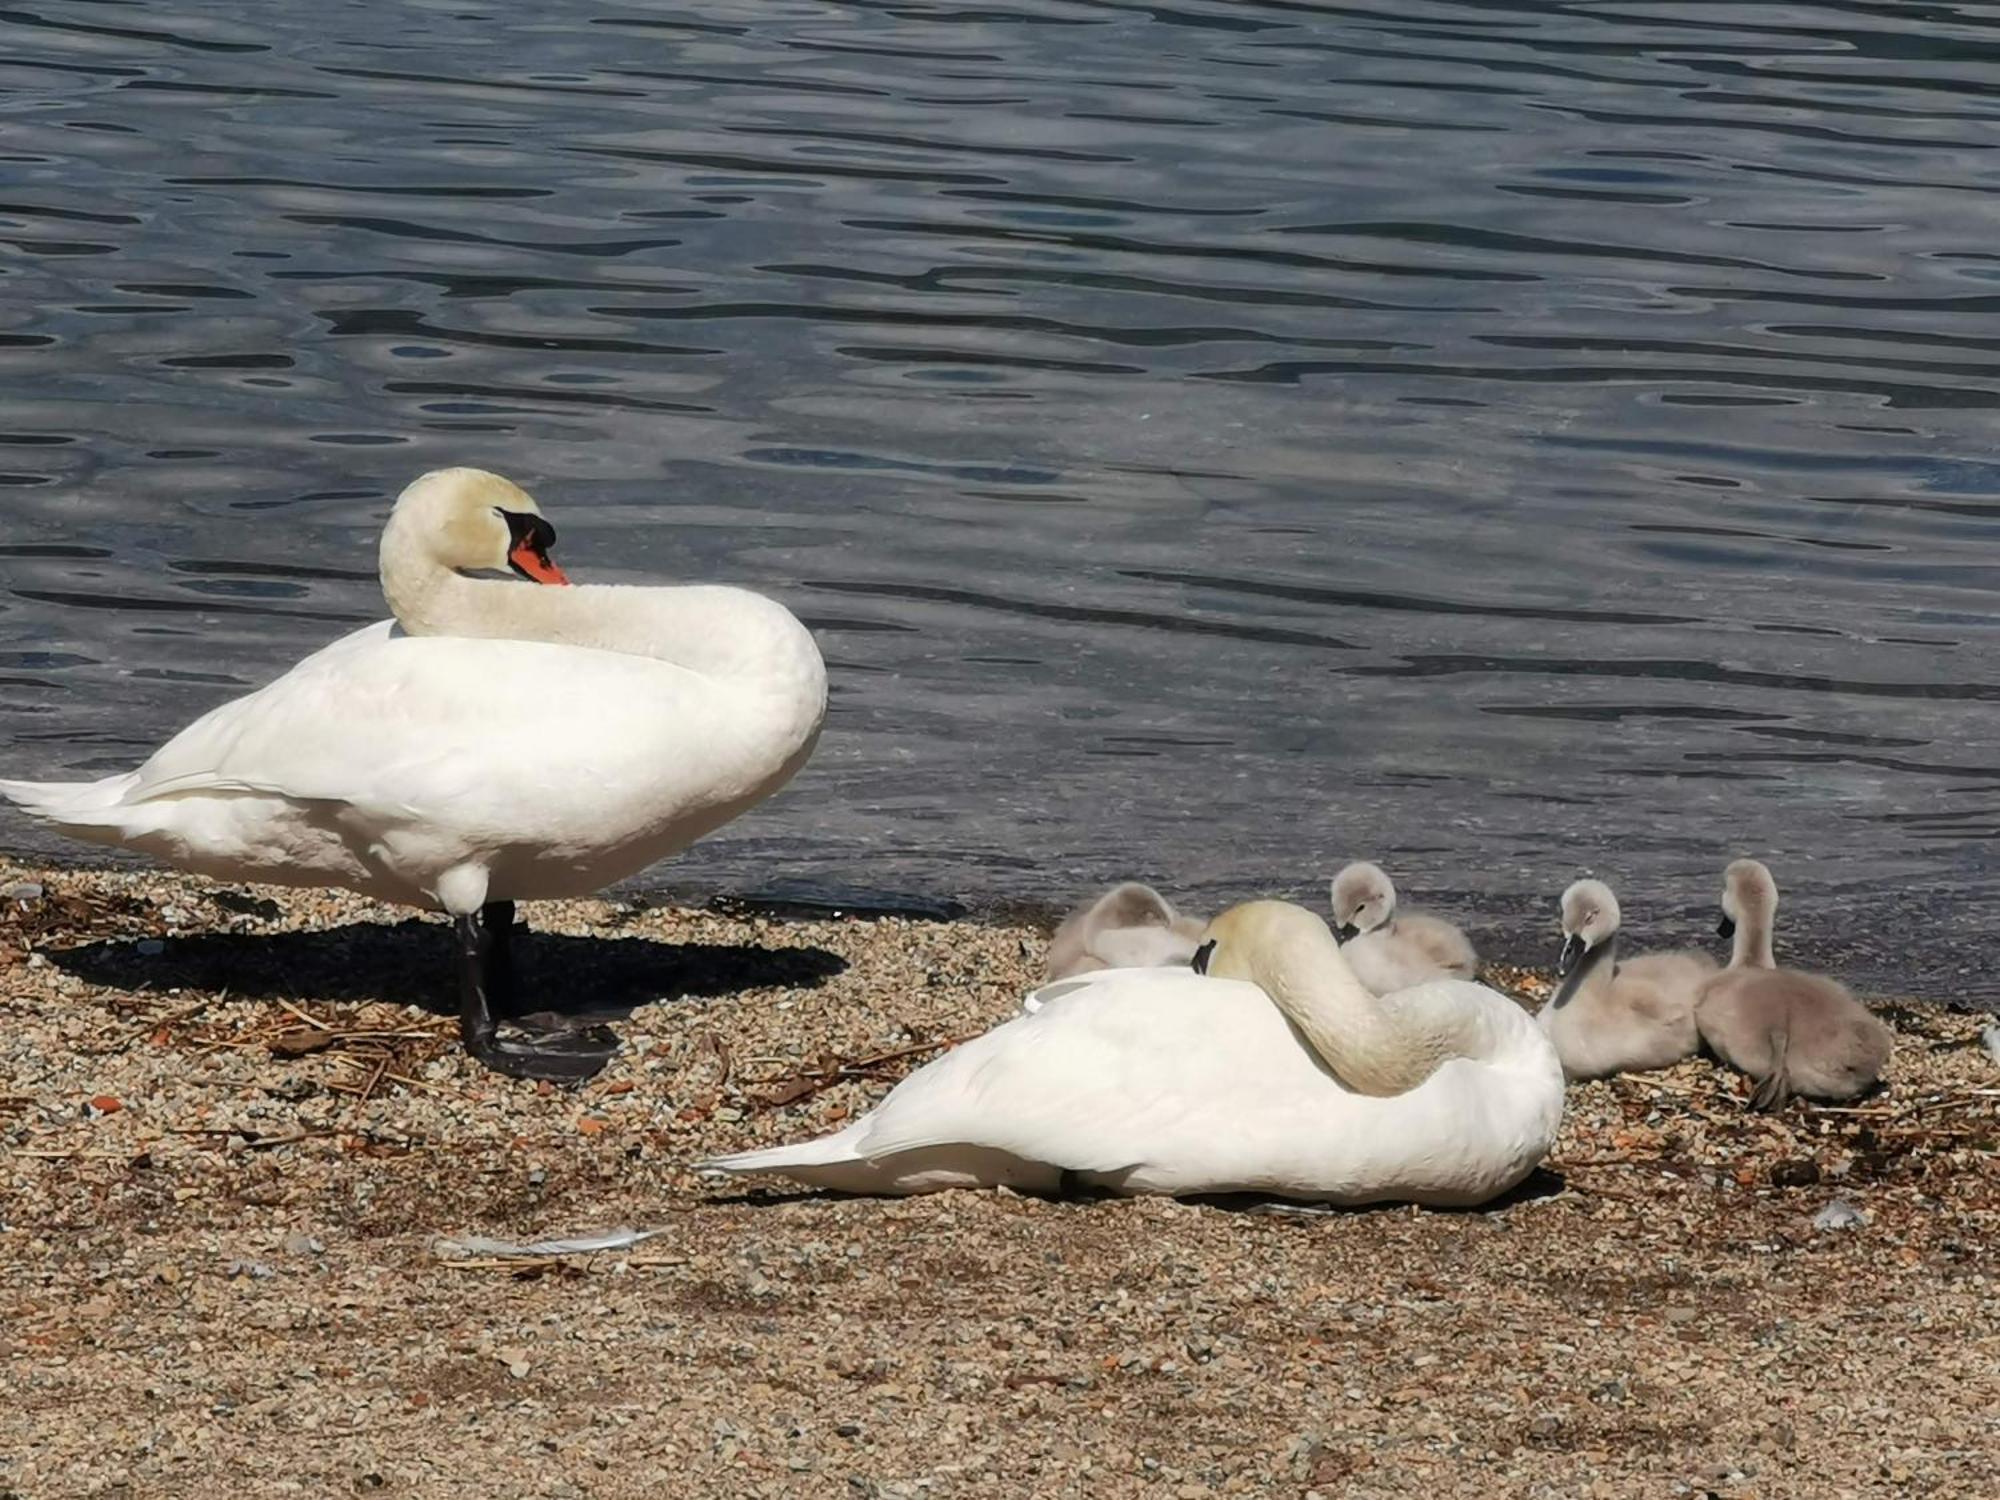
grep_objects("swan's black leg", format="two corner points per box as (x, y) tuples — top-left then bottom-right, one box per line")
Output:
(457, 901), (617, 1083)
(486, 900), (519, 1018)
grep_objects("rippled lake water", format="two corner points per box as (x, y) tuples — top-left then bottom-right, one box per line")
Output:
(1, 1), (1996, 1001)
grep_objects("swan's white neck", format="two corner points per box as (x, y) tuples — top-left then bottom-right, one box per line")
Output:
(381, 539), (825, 703)
(1261, 929), (1477, 1095)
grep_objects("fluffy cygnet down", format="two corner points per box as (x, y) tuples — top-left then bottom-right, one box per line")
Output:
(1045, 881), (1206, 981)
(1539, 878), (1714, 1080)
(1695, 859), (1893, 1110)
(1328, 861), (1477, 995)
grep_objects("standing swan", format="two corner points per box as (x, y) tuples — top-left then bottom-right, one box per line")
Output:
(0, 469), (826, 1080)
(1539, 879), (1714, 1079)
(699, 900), (1564, 1206)
(1695, 859), (1892, 1110)
(1329, 860), (1478, 994)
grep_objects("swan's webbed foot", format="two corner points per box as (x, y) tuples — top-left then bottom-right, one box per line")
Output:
(456, 901), (618, 1084)
(465, 1021), (620, 1083)
(1747, 1069), (1791, 1113)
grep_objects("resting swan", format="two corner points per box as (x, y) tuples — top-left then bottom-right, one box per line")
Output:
(1538, 879), (1713, 1079)
(699, 900), (1565, 1206)
(0, 468), (826, 1080)
(1329, 860), (1478, 994)
(1695, 859), (1892, 1110)
(1044, 880), (1206, 982)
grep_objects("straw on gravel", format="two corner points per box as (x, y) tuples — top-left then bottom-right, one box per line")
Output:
(2, 864), (1995, 1498)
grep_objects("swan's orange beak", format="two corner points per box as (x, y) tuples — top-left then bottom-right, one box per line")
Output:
(501, 510), (571, 586)
(508, 535), (570, 586)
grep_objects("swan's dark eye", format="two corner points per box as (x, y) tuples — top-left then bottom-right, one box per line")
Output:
(1191, 939), (1216, 975)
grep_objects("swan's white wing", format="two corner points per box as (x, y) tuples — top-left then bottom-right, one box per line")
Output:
(1019, 967), (1141, 1015)
(854, 970), (1335, 1177)
(125, 620), (400, 797)
(123, 634), (721, 830)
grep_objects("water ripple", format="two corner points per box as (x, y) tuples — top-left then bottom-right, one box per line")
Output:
(0, 0), (1994, 998)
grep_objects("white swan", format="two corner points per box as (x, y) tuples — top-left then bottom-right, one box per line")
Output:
(699, 900), (1564, 1206)
(1696, 859), (1893, 1110)
(1043, 880), (1206, 982)
(1329, 860), (1478, 994)
(0, 468), (826, 1079)
(1538, 878), (1713, 1080)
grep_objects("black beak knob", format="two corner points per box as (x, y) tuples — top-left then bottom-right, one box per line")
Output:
(1558, 934), (1585, 978)
(1191, 939), (1215, 976)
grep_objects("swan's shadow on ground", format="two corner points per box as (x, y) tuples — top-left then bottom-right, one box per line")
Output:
(51, 917), (847, 1022)
(1186, 1166), (1570, 1218)
(706, 1168), (1570, 1216)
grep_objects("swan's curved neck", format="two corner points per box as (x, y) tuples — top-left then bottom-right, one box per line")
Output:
(1732, 910), (1775, 969)
(1549, 935), (1615, 1011)
(1262, 932), (1479, 1096)
(381, 548), (822, 696)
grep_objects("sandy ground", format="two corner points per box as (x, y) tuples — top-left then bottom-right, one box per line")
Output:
(1, 865), (1995, 1500)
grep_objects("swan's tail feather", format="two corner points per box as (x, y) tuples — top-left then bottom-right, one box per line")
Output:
(696, 1123), (867, 1178)
(0, 774), (141, 830)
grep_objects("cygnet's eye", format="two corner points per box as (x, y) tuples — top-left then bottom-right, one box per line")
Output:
(1191, 939), (1216, 976)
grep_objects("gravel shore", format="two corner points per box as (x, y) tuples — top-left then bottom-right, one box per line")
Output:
(2, 865), (1994, 1499)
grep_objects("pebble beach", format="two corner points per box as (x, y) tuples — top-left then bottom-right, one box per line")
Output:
(2, 864), (1996, 1499)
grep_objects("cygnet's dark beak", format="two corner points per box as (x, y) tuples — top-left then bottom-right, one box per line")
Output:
(1717, 914), (1737, 940)
(1558, 934), (1585, 978)
(1190, 939), (1215, 976)
(1335, 922), (1359, 942)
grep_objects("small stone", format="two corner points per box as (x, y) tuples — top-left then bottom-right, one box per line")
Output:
(1665, 1307), (1699, 1325)
(281, 1230), (323, 1257)
(1982, 1024), (2000, 1067)
(1769, 1158), (1819, 1188)
(225, 1259), (276, 1280)
(2, 880), (44, 901)
(1813, 1199), (1868, 1232)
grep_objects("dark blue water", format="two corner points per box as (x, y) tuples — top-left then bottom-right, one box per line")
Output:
(1, 1), (1996, 1001)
